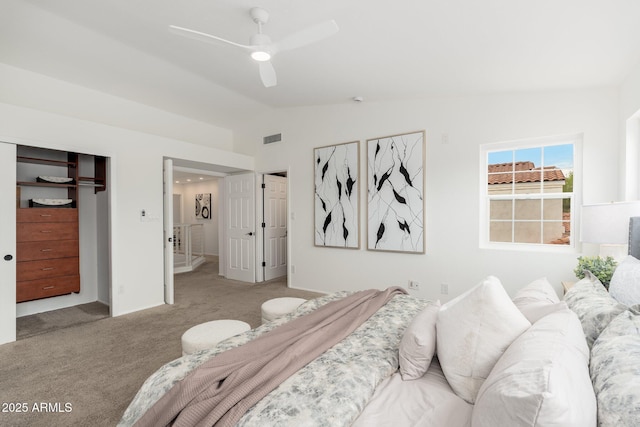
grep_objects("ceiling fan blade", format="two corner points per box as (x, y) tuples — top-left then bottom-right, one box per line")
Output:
(272, 20), (339, 54)
(169, 25), (253, 50)
(259, 61), (277, 87)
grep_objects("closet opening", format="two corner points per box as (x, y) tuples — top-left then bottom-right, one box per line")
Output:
(15, 145), (111, 340)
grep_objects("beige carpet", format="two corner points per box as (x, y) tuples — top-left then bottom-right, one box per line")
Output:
(17, 302), (110, 340)
(0, 257), (322, 427)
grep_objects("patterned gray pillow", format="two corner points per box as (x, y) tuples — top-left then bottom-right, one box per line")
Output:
(609, 255), (640, 306)
(590, 308), (640, 427)
(563, 271), (627, 349)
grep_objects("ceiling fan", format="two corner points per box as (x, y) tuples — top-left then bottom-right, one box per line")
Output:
(169, 7), (339, 88)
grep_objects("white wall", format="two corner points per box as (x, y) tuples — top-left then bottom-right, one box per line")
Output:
(619, 59), (640, 200)
(0, 63), (234, 151)
(0, 73), (253, 331)
(234, 88), (620, 300)
(173, 179), (220, 256)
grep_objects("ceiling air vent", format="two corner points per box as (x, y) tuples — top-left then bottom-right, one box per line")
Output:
(263, 133), (282, 144)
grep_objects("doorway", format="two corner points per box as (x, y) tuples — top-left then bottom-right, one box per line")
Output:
(162, 162), (290, 304)
(162, 159), (248, 304)
(262, 173), (288, 281)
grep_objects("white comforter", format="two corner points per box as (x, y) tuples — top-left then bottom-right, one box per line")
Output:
(353, 358), (472, 427)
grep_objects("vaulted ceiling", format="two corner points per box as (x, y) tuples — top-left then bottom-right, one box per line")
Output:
(3, 0), (640, 130)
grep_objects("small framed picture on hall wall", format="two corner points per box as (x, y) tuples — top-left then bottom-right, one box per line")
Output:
(314, 141), (360, 249)
(195, 193), (212, 220)
(367, 130), (425, 253)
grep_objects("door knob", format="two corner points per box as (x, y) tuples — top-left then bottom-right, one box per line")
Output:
(4, 254), (13, 261)
(246, 232), (254, 236)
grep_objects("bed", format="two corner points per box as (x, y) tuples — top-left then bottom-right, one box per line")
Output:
(119, 289), (441, 427)
(119, 217), (640, 427)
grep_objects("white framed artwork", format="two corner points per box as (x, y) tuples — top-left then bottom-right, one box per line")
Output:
(314, 141), (360, 248)
(367, 131), (425, 253)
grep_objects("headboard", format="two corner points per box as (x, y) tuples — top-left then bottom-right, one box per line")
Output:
(630, 217), (640, 259)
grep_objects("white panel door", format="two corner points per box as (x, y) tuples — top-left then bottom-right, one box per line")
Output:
(163, 159), (174, 304)
(0, 142), (17, 345)
(225, 173), (255, 283)
(263, 175), (287, 280)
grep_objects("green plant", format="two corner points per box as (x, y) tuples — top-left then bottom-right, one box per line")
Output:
(574, 256), (618, 289)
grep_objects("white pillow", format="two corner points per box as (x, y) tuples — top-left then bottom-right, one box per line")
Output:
(512, 277), (562, 323)
(436, 276), (531, 404)
(472, 308), (596, 427)
(608, 255), (640, 306)
(517, 301), (569, 324)
(513, 277), (560, 304)
(399, 301), (440, 380)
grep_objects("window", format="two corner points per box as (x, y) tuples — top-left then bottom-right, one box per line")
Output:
(480, 134), (581, 250)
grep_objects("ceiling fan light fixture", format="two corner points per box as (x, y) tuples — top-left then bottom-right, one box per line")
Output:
(251, 50), (271, 61)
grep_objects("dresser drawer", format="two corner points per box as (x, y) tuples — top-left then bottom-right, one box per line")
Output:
(17, 208), (78, 223)
(16, 222), (79, 242)
(17, 275), (80, 303)
(16, 257), (79, 281)
(17, 240), (79, 261)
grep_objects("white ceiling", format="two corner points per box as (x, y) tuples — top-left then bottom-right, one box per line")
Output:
(3, 0), (640, 130)
(172, 160), (245, 182)
(173, 170), (219, 185)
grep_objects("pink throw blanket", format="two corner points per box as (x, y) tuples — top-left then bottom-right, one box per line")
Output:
(134, 287), (405, 427)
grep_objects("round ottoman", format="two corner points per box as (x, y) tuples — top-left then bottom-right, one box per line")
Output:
(261, 297), (307, 324)
(181, 319), (250, 356)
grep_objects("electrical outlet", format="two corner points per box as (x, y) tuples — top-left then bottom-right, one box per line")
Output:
(408, 280), (420, 290)
(441, 283), (449, 295)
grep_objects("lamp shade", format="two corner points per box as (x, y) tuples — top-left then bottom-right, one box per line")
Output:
(581, 201), (640, 244)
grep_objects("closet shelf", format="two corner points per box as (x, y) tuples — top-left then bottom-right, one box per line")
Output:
(17, 156), (75, 167)
(78, 176), (106, 189)
(17, 181), (77, 189)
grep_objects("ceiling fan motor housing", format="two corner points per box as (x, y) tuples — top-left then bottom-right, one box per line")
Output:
(250, 7), (269, 25)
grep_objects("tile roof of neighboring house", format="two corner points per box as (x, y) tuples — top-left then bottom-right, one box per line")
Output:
(488, 161), (566, 185)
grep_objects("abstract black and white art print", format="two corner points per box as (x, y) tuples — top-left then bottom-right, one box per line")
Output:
(314, 141), (359, 248)
(195, 193), (211, 220)
(367, 131), (425, 253)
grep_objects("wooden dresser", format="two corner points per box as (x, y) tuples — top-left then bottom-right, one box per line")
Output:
(16, 208), (80, 302)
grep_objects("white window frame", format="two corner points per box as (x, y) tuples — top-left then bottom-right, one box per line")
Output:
(479, 133), (582, 252)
